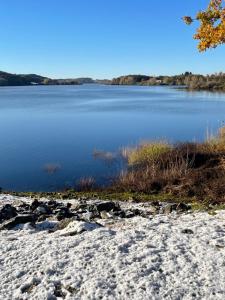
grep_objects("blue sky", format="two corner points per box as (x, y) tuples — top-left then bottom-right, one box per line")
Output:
(0, 0), (224, 79)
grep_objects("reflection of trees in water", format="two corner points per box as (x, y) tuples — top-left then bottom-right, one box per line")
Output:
(93, 150), (118, 167)
(43, 163), (61, 175)
(93, 148), (128, 185)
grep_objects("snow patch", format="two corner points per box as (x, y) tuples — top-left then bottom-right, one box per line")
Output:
(1, 194), (225, 299)
(57, 220), (101, 237)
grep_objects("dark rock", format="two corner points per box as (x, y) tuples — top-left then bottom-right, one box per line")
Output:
(17, 203), (30, 213)
(37, 215), (51, 222)
(60, 194), (68, 200)
(124, 210), (136, 218)
(48, 200), (59, 209)
(30, 199), (41, 211)
(55, 207), (75, 221)
(176, 203), (191, 212)
(0, 204), (17, 223)
(131, 209), (145, 216)
(129, 209), (152, 218)
(114, 210), (126, 218)
(71, 203), (88, 212)
(53, 282), (66, 298)
(89, 201), (120, 213)
(35, 205), (52, 215)
(162, 203), (191, 214)
(66, 203), (72, 209)
(0, 214), (37, 230)
(181, 229), (194, 234)
(152, 201), (160, 207)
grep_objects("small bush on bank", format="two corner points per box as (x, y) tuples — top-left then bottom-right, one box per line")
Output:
(123, 142), (171, 166)
(116, 143), (194, 193)
(112, 127), (225, 202)
(204, 126), (225, 153)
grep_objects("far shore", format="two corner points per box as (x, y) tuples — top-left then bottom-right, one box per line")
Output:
(0, 70), (224, 92)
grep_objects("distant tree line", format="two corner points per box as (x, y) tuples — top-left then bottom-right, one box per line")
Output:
(111, 73), (225, 91)
(0, 70), (224, 91)
(0, 71), (47, 86)
(0, 71), (96, 87)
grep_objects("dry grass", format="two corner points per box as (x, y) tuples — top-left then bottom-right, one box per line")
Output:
(76, 177), (96, 191)
(204, 126), (225, 153)
(122, 142), (171, 166)
(112, 127), (225, 202)
(115, 143), (194, 193)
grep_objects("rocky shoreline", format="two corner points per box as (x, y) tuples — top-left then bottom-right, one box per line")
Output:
(1, 194), (225, 299)
(0, 194), (191, 232)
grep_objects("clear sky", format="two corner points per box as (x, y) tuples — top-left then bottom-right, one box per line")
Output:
(0, 0), (224, 79)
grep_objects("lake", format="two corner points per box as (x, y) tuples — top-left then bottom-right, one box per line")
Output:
(1, 84), (225, 191)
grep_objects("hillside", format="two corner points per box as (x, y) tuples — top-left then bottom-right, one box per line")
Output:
(111, 73), (225, 91)
(0, 71), (83, 86)
(0, 71), (48, 86)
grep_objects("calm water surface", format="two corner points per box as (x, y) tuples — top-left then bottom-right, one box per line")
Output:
(1, 84), (225, 191)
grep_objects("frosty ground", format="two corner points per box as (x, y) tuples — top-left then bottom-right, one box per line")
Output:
(1, 195), (225, 300)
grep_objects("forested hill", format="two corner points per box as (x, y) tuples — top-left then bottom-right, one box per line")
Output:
(111, 73), (225, 92)
(0, 71), (48, 86)
(0, 71), (87, 86)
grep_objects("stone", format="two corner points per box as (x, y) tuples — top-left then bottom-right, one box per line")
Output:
(66, 203), (72, 209)
(124, 210), (136, 218)
(176, 203), (191, 212)
(89, 201), (120, 213)
(152, 201), (160, 207)
(100, 211), (113, 219)
(55, 207), (75, 221)
(35, 205), (52, 215)
(17, 203), (30, 213)
(181, 229), (194, 234)
(48, 200), (59, 209)
(71, 203), (88, 212)
(0, 204), (17, 222)
(52, 217), (77, 232)
(81, 211), (95, 221)
(161, 203), (191, 214)
(0, 214), (37, 230)
(30, 199), (41, 211)
(148, 205), (159, 214)
(161, 203), (177, 214)
(114, 210), (126, 218)
(37, 215), (51, 222)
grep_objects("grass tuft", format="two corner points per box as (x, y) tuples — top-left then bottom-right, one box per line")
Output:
(122, 142), (171, 166)
(112, 126), (225, 202)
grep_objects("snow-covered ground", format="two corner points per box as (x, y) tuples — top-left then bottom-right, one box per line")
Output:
(1, 195), (225, 299)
